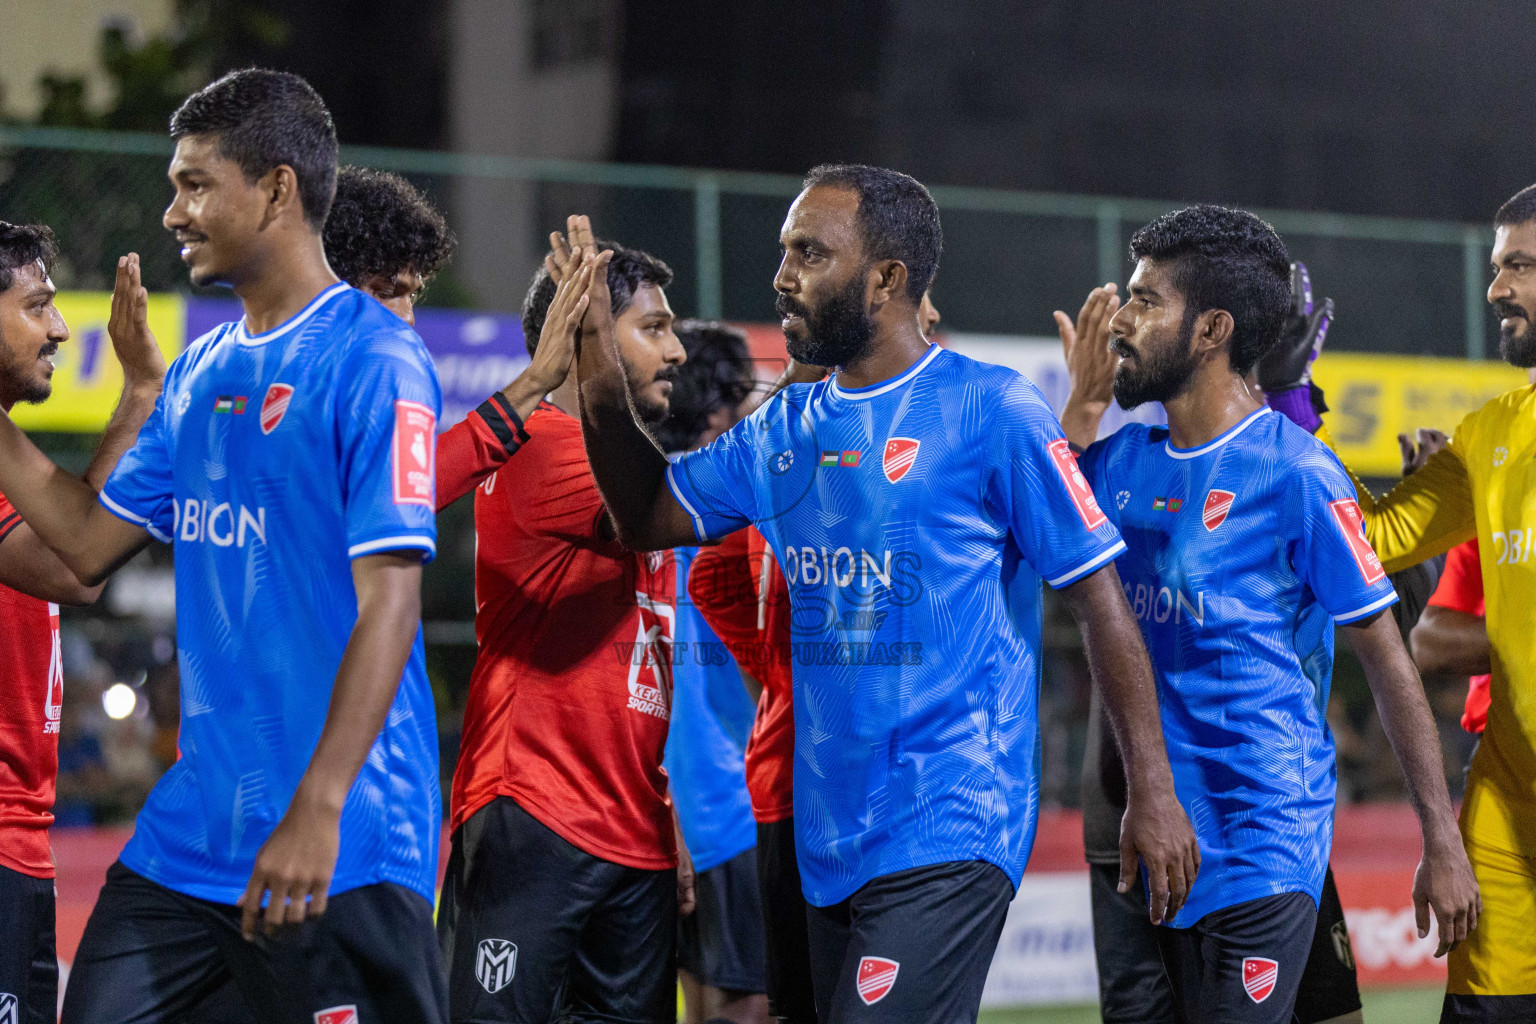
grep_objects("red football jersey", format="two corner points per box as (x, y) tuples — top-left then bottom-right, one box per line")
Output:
(448, 403), (676, 867)
(435, 392), (530, 511)
(1427, 538), (1489, 734)
(689, 528), (794, 824)
(0, 491), (62, 878)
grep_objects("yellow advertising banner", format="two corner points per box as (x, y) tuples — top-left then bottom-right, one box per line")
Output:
(10, 291), (185, 433)
(1313, 353), (1530, 476)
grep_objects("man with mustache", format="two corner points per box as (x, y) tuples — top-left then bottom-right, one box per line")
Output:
(1063, 205), (1477, 1024)
(1260, 184), (1536, 1024)
(0, 226), (164, 1022)
(434, 236), (692, 1024)
(572, 163), (1199, 1023)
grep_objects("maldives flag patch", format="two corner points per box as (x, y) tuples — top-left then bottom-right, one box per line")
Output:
(392, 400), (437, 506)
(1046, 438), (1107, 530)
(1242, 957), (1278, 1004)
(882, 438), (920, 483)
(856, 956), (900, 1006)
(1202, 489), (1235, 532)
(260, 383), (294, 434)
(1329, 498), (1386, 585)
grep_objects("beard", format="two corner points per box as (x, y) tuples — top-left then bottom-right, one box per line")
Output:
(628, 360), (678, 424)
(777, 274), (875, 368)
(0, 341), (53, 408)
(1495, 299), (1536, 368)
(1111, 317), (1200, 410)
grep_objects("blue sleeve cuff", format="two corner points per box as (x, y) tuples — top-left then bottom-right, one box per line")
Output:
(99, 491), (171, 544)
(1045, 539), (1127, 589)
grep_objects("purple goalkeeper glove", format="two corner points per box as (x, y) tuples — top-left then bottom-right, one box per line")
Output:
(1258, 262), (1333, 432)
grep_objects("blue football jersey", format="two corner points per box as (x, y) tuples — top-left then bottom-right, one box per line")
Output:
(667, 345), (1126, 905)
(99, 284), (443, 904)
(664, 547), (758, 874)
(1078, 407), (1398, 926)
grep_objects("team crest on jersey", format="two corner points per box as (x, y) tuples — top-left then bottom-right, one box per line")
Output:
(313, 1007), (357, 1024)
(1202, 489), (1235, 531)
(1328, 498), (1387, 585)
(1242, 957), (1278, 1003)
(856, 956), (899, 1005)
(882, 438), (920, 483)
(476, 938), (518, 993)
(0, 992), (16, 1024)
(260, 383), (295, 434)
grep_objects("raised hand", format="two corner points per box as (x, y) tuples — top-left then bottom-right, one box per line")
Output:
(108, 254), (167, 391)
(527, 252), (596, 393)
(546, 215), (598, 286)
(1258, 261), (1333, 394)
(1398, 428), (1449, 477)
(1056, 283), (1121, 450)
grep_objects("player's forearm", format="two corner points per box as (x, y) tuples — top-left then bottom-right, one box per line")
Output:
(292, 553), (422, 817)
(0, 410), (137, 583)
(1060, 393), (1109, 452)
(1410, 608), (1492, 676)
(1060, 564), (1177, 796)
(1347, 614), (1462, 848)
(84, 379), (162, 492)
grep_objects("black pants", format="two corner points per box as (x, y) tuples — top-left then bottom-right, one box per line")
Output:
(678, 845), (767, 994)
(756, 819), (817, 1023)
(1090, 863), (1362, 1024)
(1156, 890), (1318, 1024)
(805, 860), (1012, 1024)
(437, 796), (676, 1024)
(61, 861), (447, 1024)
(0, 863), (57, 1024)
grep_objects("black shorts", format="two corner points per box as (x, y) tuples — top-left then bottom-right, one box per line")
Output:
(1090, 863), (1361, 1024)
(437, 796), (675, 1024)
(0, 863), (57, 1024)
(805, 859), (1012, 1023)
(678, 845), (767, 994)
(1156, 890), (1318, 1024)
(757, 818), (817, 1024)
(61, 861), (446, 1024)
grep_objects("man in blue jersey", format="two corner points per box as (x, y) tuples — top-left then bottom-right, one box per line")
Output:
(570, 163), (1200, 1023)
(0, 69), (447, 1023)
(656, 320), (769, 1024)
(1062, 205), (1479, 1023)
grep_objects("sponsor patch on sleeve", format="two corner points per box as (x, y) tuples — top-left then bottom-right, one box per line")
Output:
(1329, 498), (1386, 585)
(392, 400), (437, 507)
(1046, 438), (1108, 531)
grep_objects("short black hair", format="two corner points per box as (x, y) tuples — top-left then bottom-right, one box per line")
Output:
(654, 320), (755, 452)
(0, 222), (59, 294)
(520, 240), (673, 356)
(802, 163), (942, 303)
(324, 167), (456, 287)
(1495, 184), (1536, 228)
(170, 68), (339, 230)
(1128, 205), (1291, 376)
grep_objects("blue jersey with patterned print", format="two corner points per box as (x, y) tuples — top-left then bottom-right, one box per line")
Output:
(664, 547), (758, 874)
(1077, 408), (1397, 927)
(666, 345), (1126, 906)
(99, 284), (443, 905)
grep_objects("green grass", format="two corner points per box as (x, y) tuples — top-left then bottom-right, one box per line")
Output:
(977, 985), (1445, 1023)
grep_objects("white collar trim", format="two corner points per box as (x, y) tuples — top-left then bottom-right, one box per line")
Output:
(1164, 407), (1270, 460)
(829, 344), (942, 401)
(235, 283), (350, 347)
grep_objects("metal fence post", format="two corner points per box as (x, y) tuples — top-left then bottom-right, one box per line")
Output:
(1464, 227), (1486, 360)
(695, 174), (722, 320)
(1096, 203), (1121, 286)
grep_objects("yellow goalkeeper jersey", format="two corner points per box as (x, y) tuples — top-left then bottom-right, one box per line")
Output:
(1321, 384), (1536, 859)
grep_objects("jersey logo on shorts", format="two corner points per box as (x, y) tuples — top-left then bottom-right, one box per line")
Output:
(314, 1007), (357, 1024)
(1242, 957), (1278, 1004)
(1047, 439), (1108, 530)
(392, 400), (438, 506)
(1328, 498), (1386, 585)
(260, 383), (295, 435)
(856, 956), (900, 1005)
(0, 993), (16, 1024)
(1202, 489), (1235, 532)
(476, 938), (518, 994)
(882, 438), (920, 483)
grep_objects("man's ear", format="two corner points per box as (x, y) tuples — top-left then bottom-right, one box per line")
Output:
(868, 260), (910, 308)
(1196, 308), (1236, 355)
(261, 165), (303, 224)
